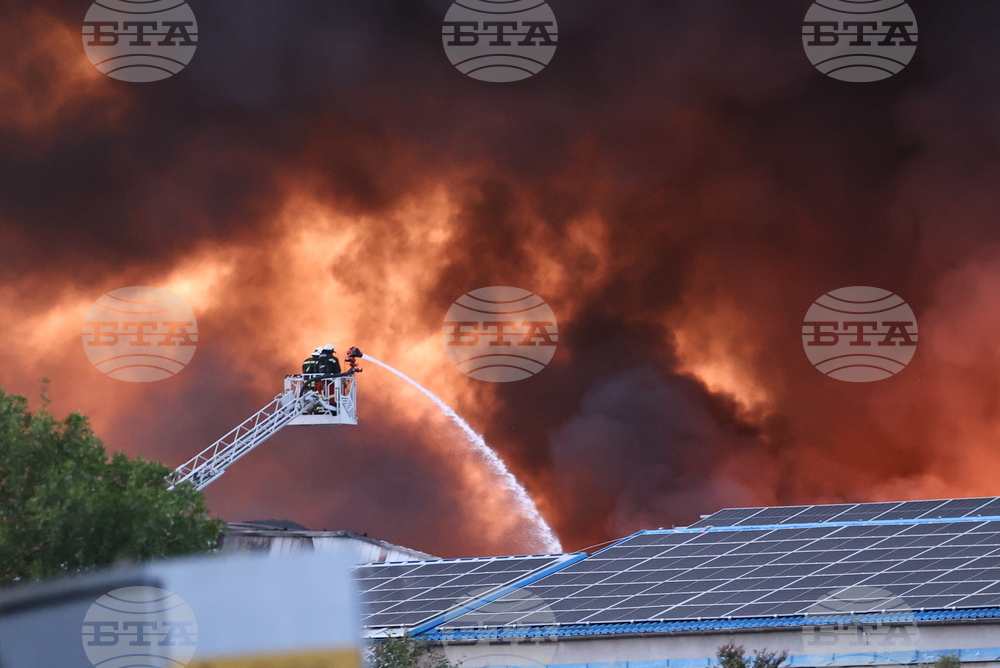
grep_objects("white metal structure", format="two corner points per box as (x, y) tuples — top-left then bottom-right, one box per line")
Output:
(168, 374), (358, 491)
(283, 374), (358, 426)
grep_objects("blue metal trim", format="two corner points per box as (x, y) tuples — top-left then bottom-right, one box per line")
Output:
(418, 607), (1000, 641)
(407, 552), (587, 636)
(961, 648), (1000, 661)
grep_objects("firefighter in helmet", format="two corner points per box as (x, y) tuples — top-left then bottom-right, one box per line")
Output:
(318, 344), (342, 376)
(301, 347), (323, 390)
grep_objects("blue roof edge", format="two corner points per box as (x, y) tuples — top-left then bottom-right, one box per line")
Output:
(407, 552), (588, 636)
(417, 607), (1000, 641)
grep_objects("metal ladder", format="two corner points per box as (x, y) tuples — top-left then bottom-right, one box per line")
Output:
(167, 390), (321, 490)
(168, 373), (359, 491)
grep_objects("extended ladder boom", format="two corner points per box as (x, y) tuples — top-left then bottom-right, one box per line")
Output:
(168, 373), (359, 491)
(168, 392), (318, 490)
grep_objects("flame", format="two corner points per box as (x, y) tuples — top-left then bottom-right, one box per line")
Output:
(667, 262), (776, 418)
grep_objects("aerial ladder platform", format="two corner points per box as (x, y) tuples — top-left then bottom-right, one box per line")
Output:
(168, 367), (361, 491)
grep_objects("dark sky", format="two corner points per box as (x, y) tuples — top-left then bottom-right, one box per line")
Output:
(3, 1), (1000, 557)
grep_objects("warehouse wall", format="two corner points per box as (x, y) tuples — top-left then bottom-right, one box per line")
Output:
(438, 622), (1000, 668)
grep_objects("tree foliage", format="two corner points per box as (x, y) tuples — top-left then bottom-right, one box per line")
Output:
(925, 655), (962, 668)
(0, 386), (223, 584)
(718, 642), (788, 668)
(366, 635), (455, 668)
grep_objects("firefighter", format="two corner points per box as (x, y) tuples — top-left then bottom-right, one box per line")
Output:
(301, 347), (323, 391)
(320, 343), (342, 375)
(314, 344), (341, 414)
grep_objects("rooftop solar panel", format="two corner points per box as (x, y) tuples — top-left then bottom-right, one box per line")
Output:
(691, 497), (1000, 530)
(688, 508), (765, 528)
(826, 502), (902, 523)
(788, 505), (853, 522)
(923, 498), (989, 518)
(872, 500), (947, 521)
(355, 554), (577, 630)
(735, 506), (811, 525)
(438, 510), (1000, 630)
(968, 498), (1000, 516)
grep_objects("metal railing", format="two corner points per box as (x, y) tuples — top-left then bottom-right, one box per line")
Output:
(283, 373), (358, 424)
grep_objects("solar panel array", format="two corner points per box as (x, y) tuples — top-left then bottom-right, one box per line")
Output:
(440, 508), (1000, 629)
(356, 554), (571, 629)
(689, 497), (1000, 528)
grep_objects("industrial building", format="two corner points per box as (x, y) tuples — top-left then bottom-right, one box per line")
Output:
(220, 521), (435, 563)
(357, 497), (1000, 668)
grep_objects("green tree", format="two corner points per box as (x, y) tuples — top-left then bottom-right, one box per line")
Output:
(923, 655), (961, 668)
(718, 643), (788, 668)
(0, 386), (223, 584)
(367, 635), (456, 668)
(936, 655), (962, 668)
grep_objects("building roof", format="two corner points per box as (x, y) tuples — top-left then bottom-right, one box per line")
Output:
(235, 519), (312, 531)
(355, 497), (1000, 641)
(223, 523), (436, 563)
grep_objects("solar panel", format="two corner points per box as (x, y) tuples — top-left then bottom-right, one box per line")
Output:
(783, 507), (844, 525)
(967, 498), (1000, 517)
(920, 498), (987, 518)
(872, 500), (947, 521)
(825, 502), (902, 523)
(735, 506), (812, 525)
(691, 497), (1000, 530)
(355, 554), (575, 629)
(438, 512), (1000, 629)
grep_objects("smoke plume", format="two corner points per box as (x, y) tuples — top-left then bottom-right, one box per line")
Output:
(1, 0), (999, 556)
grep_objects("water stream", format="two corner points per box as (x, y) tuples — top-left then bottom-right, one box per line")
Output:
(364, 355), (563, 553)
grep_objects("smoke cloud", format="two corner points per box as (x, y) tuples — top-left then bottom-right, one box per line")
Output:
(2, 0), (1000, 556)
